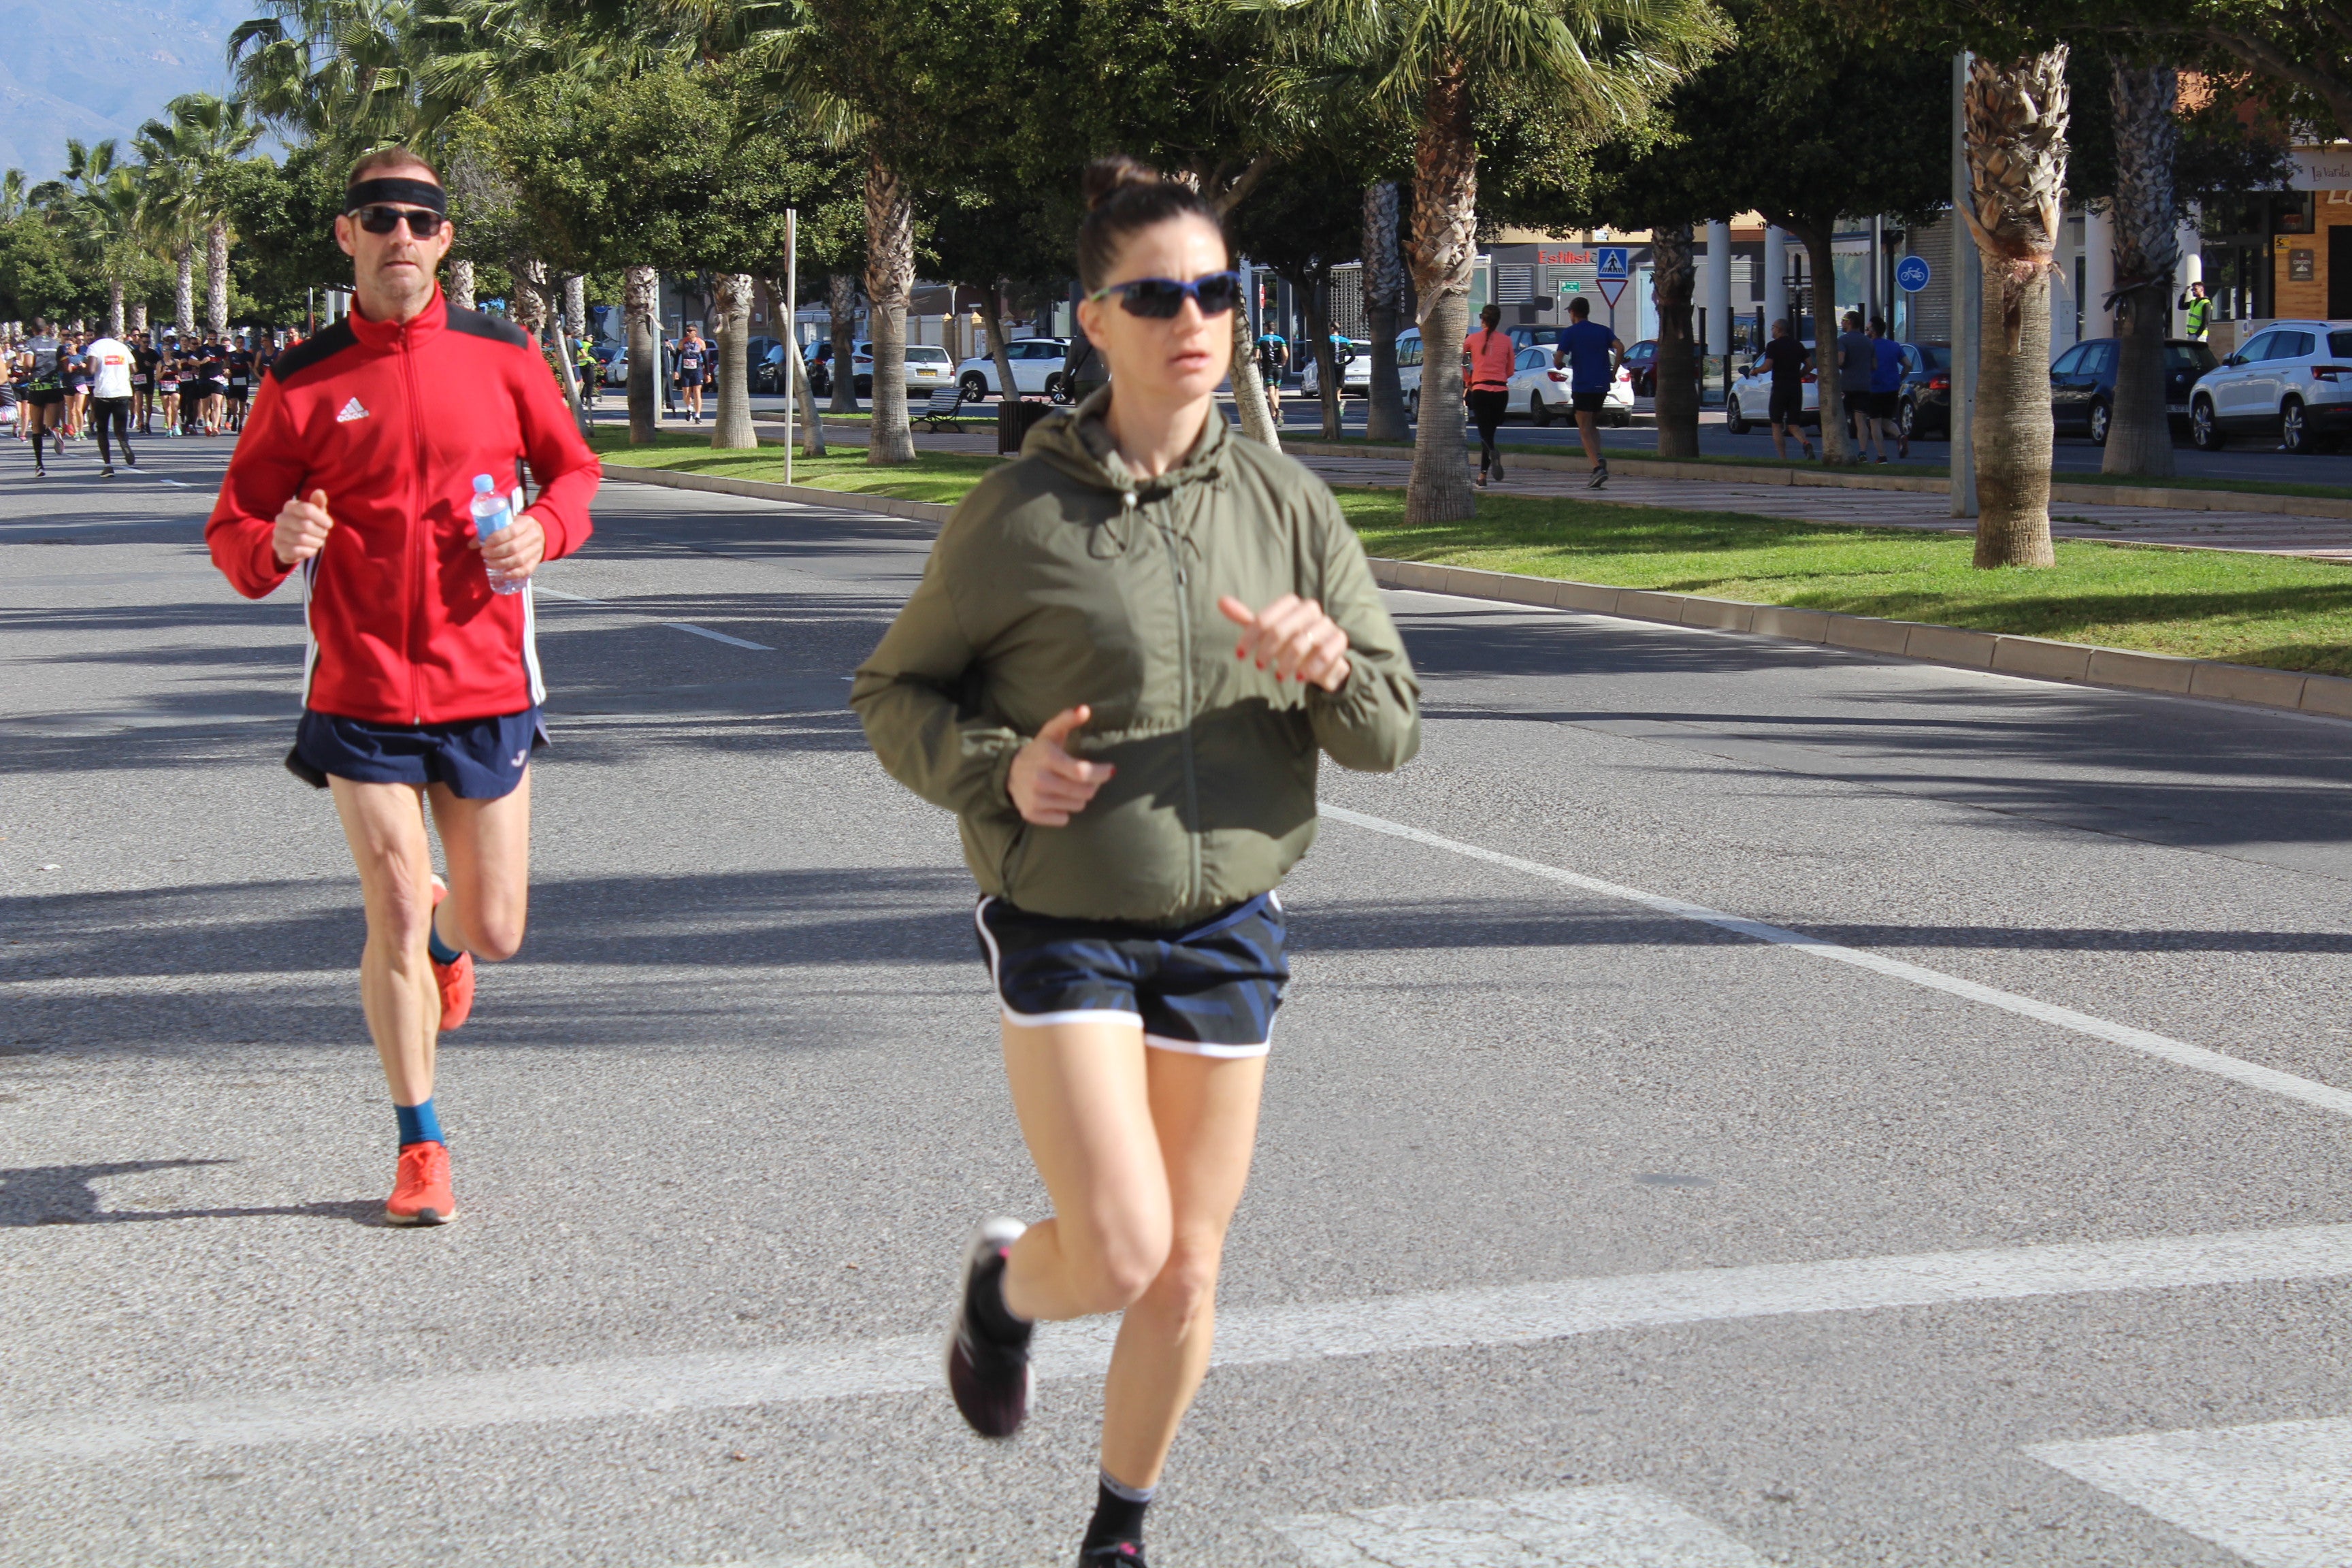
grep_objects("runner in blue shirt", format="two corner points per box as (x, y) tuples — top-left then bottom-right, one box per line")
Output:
(1553, 296), (1623, 487)
(1868, 316), (1908, 459)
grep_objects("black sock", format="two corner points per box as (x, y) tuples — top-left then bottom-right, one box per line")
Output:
(966, 1247), (1031, 1347)
(1081, 1471), (1154, 1552)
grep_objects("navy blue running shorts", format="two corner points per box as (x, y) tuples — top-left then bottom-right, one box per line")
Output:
(974, 892), (1290, 1058)
(289, 707), (546, 799)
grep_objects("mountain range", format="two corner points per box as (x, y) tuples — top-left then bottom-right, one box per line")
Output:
(0, 0), (251, 182)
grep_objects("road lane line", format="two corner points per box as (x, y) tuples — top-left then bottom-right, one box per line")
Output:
(533, 586), (608, 604)
(666, 622), (773, 651)
(8, 1222), (2349, 1462)
(2028, 1416), (2352, 1568)
(1319, 804), (2352, 1122)
(1269, 1484), (1765, 1567)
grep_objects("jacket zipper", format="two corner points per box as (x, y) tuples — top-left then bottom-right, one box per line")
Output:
(400, 326), (429, 723)
(1146, 489), (1201, 909)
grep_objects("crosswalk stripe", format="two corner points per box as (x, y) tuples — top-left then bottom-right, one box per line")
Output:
(7, 1222), (2349, 1463)
(1319, 804), (2352, 1122)
(2027, 1416), (2352, 1568)
(1268, 1484), (1765, 1566)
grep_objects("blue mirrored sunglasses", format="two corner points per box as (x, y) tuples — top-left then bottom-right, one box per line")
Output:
(1085, 271), (1242, 319)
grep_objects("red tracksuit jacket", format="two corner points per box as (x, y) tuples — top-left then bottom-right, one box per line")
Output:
(207, 289), (600, 726)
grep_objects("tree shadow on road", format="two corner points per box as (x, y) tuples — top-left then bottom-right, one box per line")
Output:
(0, 1160), (380, 1228)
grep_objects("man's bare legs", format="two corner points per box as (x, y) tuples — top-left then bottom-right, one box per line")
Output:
(996, 1021), (1267, 1490)
(327, 772), (532, 1113)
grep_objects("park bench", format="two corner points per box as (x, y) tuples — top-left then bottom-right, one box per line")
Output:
(914, 386), (967, 432)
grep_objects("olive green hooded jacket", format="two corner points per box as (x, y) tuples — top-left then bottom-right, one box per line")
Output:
(850, 394), (1420, 926)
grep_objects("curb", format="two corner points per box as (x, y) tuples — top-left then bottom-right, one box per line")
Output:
(1366, 557), (2352, 721)
(1283, 440), (2352, 519)
(598, 460), (952, 524)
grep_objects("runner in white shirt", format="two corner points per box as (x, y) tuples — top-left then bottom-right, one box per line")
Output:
(83, 334), (139, 475)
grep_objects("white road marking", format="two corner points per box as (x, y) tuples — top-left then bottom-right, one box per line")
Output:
(1269, 1484), (1765, 1567)
(533, 585), (608, 604)
(666, 622), (773, 651)
(7, 1221), (2348, 1463)
(1320, 804), (2352, 1122)
(2027, 1416), (2352, 1568)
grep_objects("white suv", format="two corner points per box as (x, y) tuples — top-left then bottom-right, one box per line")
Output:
(2188, 319), (2352, 455)
(956, 338), (1072, 402)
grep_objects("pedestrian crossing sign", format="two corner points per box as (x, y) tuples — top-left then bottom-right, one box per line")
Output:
(1596, 247), (1629, 279)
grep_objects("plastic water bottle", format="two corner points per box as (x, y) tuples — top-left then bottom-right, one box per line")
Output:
(470, 474), (525, 595)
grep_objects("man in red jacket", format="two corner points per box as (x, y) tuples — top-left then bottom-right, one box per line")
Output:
(207, 149), (599, 1227)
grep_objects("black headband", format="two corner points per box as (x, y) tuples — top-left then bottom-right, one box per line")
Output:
(346, 177), (447, 215)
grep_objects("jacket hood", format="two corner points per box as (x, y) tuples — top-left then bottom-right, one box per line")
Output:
(1022, 386), (1233, 502)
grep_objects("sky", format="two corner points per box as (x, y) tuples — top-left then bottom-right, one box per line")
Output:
(0, 0), (250, 180)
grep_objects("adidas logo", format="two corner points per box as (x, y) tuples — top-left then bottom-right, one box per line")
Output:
(336, 397), (369, 423)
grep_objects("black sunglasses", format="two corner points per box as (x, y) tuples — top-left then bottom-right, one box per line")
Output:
(1086, 271), (1241, 320)
(351, 204), (446, 238)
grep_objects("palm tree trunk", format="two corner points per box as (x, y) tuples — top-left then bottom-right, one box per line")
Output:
(981, 280), (1020, 408)
(1650, 223), (1700, 458)
(448, 257), (475, 311)
(1406, 61), (1480, 523)
(625, 263), (660, 446)
(1227, 301), (1281, 447)
(1782, 219), (1849, 463)
(206, 222), (228, 336)
(1307, 280), (1342, 440)
(2102, 62), (2180, 478)
(564, 273), (588, 342)
(1363, 181), (1409, 442)
(176, 243), (195, 337)
(1964, 48), (2070, 568)
(108, 280), (125, 339)
(711, 272), (757, 449)
(510, 257), (549, 340)
(127, 299), (146, 337)
(828, 274), (859, 414)
(864, 152), (917, 466)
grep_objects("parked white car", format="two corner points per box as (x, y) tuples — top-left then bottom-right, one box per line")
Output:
(1396, 327), (1424, 416)
(2189, 319), (2352, 455)
(954, 338), (1073, 402)
(1507, 344), (1635, 426)
(1300, 338), (1372, 397)
(1723, 344), (1819, 433)
(850, 342), (956, 399)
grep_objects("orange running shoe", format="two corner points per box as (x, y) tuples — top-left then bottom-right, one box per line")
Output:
(427, 876), (475, 1031)
(385, 1140), (457, 1226)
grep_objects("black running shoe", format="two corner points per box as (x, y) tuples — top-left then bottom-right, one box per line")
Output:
(1588, 461), (1608, 489)
(945, 1218), (1032, 1439)
(1081, 1544), (1147, 1566)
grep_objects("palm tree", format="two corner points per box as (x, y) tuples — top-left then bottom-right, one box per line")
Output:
(1362, 180), (1410, 441)
(137, 95), (263, 338)
(1258, 0), (1727, 521)
(37, 144), (152, 336)
(230, 0), (421, 152)
(2101, 60), (2178, 480)
(1961, 48), (2068, 568)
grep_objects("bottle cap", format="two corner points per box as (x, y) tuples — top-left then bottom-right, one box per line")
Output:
(474, 474), (496, 493)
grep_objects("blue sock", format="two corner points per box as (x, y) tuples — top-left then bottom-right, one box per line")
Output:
(426, 922), (463, 966)
(396, 1098), (445, 1147)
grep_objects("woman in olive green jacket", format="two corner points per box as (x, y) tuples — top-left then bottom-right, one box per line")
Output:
(852, 156), (1419, 1565)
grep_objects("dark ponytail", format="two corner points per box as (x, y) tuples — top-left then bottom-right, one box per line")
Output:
(1076, 155), (1230, 291)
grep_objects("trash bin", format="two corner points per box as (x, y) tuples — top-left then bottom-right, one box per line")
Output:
(998, 399), (1054, 455)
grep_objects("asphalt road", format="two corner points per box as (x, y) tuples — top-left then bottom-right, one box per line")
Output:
(5, 435), (2351, 1567)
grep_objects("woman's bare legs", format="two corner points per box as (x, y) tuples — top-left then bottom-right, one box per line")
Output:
(998, 1020), (1267, 1489)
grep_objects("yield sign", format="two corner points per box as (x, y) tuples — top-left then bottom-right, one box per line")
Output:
(1596, 275), (1629, 308)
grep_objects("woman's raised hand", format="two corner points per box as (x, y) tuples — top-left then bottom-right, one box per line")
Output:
(1219, 595), (1352, 692)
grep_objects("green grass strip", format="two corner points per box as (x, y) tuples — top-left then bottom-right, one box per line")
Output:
(593, 430), (996, 505)
(1334, 486), (2352, 677)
